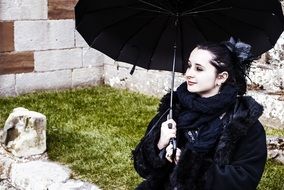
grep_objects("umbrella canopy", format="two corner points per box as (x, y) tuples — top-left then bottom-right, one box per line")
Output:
(75, 0), (284, 74)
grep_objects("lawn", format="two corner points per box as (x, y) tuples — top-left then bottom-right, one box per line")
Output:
(0, 85), (283, 190)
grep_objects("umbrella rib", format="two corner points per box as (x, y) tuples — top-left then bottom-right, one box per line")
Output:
(182, 0), (222, 14)
(137, 0), (175, 15)
(181, 7), (232, 16)
(127, 6), (171, 15)
(146, 16), (172, 70)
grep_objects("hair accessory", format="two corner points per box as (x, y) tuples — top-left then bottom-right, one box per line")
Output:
(225, 37), (253, 62)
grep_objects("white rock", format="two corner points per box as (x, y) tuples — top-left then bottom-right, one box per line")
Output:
(10, 160), (71, 190)
(48, 179), (100, 190)
(0, 107), (46, 157)
(14, 20), (75, 51)
(0, 0), (47, 21)
(34, 49), (82, 72)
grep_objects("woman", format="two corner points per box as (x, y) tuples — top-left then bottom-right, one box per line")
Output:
(132, 38), (267, 190)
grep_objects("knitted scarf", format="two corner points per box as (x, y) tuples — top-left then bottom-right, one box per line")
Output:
(176, 82), (238, 152)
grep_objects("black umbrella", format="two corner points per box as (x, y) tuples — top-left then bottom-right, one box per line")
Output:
(75, 0), (284, 158)
(76, 0), (284, 108)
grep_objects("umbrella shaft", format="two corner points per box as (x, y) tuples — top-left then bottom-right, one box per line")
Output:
(169, 44), (177, 120)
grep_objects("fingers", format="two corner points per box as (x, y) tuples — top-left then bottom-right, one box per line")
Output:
(158, 119), (177, 150)
(165, 144), (173, 163)
(174, 148), (181, 164)
(165, 145), (182, 164)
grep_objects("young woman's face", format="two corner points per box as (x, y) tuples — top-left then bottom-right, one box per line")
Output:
(185, 48), (223, 97)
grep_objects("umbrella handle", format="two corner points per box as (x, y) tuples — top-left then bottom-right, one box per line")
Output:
(169, 137), (177, 161)
(167, 115), (177, 162)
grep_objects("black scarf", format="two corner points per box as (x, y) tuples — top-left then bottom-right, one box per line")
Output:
(176, 82), (238, 152)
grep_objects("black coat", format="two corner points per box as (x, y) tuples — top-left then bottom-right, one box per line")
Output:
(133, 93), (267, 190)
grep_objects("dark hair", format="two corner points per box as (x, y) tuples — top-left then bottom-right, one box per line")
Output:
(196, 39), (253, 95)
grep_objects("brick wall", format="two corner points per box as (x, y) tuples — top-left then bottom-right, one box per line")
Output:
(0, 0), (105, 96)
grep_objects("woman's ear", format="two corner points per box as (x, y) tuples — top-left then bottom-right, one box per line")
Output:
(217, 71), (229, 84)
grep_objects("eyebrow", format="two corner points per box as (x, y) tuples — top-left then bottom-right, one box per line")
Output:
(188, 61), (204, 68)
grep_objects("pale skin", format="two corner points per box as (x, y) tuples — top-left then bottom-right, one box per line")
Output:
(157, 48), (229, 164)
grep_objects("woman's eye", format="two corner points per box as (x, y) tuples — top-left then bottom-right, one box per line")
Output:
(196, 67), (203, 71)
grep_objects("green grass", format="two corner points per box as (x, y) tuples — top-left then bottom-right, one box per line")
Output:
(0, 85), (283, 189)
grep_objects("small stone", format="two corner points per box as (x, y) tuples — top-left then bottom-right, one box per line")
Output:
(0, 107), (46, 157)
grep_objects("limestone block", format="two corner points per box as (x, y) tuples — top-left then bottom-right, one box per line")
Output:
(0, 74), (16, 96)
(14, 20), (75, 51)
(0, 0), (48, 21)
(15, 70), (72, 94)
(72, 66), (103, 87)
(48, 179), (100, 190)
(75, 30), (89, 48)
(10, 160), (71, 190)
(34, 49), (82, 72)
(0, 107), (46, 157)
(82, 48), (105, 67)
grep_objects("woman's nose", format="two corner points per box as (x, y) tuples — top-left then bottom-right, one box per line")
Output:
(185, 68), (193, 79)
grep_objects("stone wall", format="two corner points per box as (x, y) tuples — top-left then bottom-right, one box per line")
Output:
(0, 0), (104, 96)
(0, 0), (284, 128)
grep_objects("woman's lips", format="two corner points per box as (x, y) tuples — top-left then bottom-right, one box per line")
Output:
(187, 81), (196, 86)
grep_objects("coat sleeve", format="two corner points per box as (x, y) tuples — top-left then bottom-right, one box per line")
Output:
(205, 121), (267, 190)
(132, 112), (170, 178)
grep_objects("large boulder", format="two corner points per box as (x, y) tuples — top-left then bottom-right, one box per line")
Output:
(0, 107), (46, 157)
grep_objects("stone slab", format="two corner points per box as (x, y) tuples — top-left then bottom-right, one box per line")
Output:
(14, 20), (75, 51)
(15, 70), (72, 94)
(0, 0), (48, 21)
(34, 48), (82, 72)
(0, 74), (16, 96)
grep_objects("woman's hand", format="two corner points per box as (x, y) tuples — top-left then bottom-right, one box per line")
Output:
(165, 143), (181, 164)
(157, 119), (177, 150)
